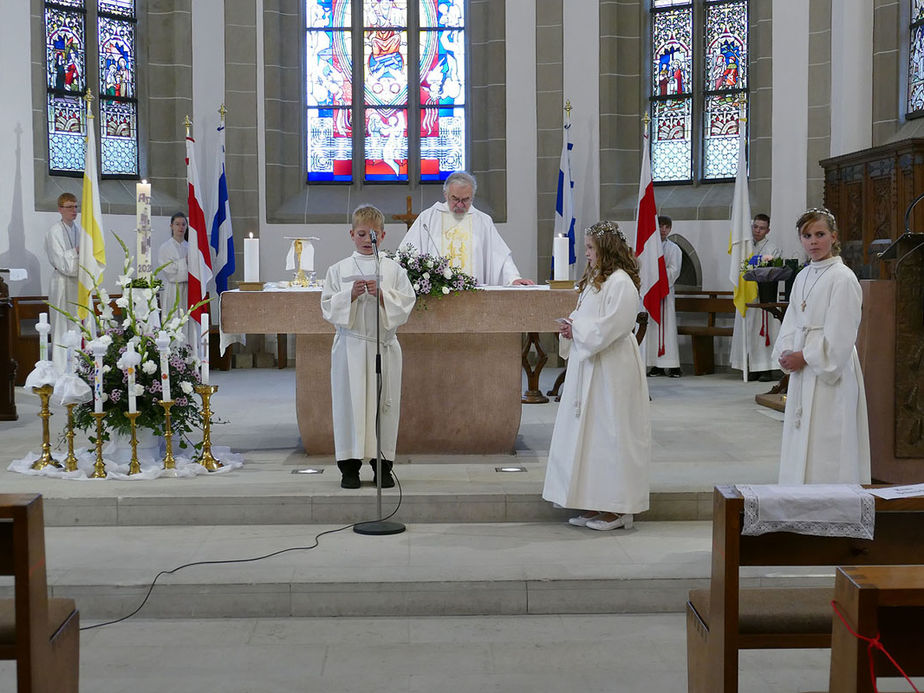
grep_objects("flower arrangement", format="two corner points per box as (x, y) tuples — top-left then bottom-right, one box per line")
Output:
(740, 253), (784, 274)
(389, 246), (478, 298)
(54, 235), (208, 446)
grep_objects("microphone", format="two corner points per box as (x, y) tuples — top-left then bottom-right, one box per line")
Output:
(422, 222), (438, 256)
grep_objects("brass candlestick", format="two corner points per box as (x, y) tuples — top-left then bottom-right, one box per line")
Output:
(159, 399), (178, 476)
(125, 411), (142, 475)
(31, 384), (61, 470)
(63, 403), (79, 472)
(90, 411), (107, 478)
(293, 239), (309, 286)
(194, 384), (223, 471)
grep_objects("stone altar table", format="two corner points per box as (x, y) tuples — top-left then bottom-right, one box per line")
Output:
(221, 287), (578, 455)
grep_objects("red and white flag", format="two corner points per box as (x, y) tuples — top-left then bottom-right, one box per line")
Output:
(185, 135), (212, 327)
(634, 127), (670, 356)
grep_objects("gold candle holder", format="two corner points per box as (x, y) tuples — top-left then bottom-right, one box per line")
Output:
(124, 411), (142, 475)
(293, 239), (309, 287)
(31, 384), (61, 470)
(90, 411), (107, 478)
(159, 399), (178, 476)
(194, 384), (223, 471)
(63, 403), (79, 472)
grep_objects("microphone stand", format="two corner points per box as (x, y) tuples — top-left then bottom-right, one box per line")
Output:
(355, 231), (406, 536)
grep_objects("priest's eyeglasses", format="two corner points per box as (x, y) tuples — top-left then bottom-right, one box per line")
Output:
(449, 195), (472, 205)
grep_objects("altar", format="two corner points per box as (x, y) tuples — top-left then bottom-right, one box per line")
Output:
(220, 287), (578, 455)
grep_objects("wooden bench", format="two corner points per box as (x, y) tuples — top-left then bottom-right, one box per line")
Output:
(675, 290), (734, 375)
(686, 485), (924, 693)
(0, 493), (80, 692)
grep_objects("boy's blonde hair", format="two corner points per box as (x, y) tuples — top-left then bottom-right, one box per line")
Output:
(352, 204), (385, 231)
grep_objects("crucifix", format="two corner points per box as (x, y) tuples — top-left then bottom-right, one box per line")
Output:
(392, 195), (418, 229)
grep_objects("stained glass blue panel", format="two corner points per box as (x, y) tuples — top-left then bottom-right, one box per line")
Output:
(705, 0), (748, 90)
(308, 0), (351, 28)
(364, 29), (407, 106)
(306, 29), (353, 107)
(98, 16), (135, 98)
(420, 107), (464, 181)
(45, 6), (86, 94)
(47, 94), (86, 173)
(419, 29), (464, 107)
(910, 23), (924, 113)
(98, 0), (134, 18)
(365, 108), (408, 181)
(50, 0), (85, 7)
(651, 7), (691, 96)
(651, 98), (692, 182)
(308, 107), (354, 182)
(364, 0), (406, 27)
(652, 0), (691, 6)
(419, 0), (464, 28)
(100, 99), (137, 175)
(703, 94), (745, 180)
(915, 0), (924, 22)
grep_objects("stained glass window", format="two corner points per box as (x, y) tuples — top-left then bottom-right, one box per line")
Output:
(649, 0), (749, 182)
(305, 0), (467, 183)
(98, 0), (138, 176)
(45, 1), (87, 173)
(909, 1), (924, 115)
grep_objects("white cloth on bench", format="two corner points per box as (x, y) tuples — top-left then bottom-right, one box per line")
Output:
(737, 483), (874, 539)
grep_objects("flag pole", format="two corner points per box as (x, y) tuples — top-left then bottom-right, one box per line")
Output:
(738, 107), (749, 381)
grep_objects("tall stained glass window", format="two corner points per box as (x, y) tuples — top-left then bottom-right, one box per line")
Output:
(305, 0), (467, 184)
(649, 0), (749, 183)
(908, 0), (924, 115)
(45, 0), (88, 174)
(98, 0), (138, 176)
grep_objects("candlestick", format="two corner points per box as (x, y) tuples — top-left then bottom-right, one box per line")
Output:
(89, 411), (107, 478)
(159, 399), (178, 476)
(125, 411), (142, 475)
(244, 233), (259, 282)
(37, 312), (50, 362)
(553, 235), (569, 281)
(30, 384), (61, 470)
(91, 339), (107, 414)
(200, 315), (210, 385)
(195, 384), (222, 471)
(155, 330), (172, 401)
(63, 403), (79, 472)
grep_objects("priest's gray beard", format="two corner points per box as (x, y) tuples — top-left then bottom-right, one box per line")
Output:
(451, 212), (466, 222)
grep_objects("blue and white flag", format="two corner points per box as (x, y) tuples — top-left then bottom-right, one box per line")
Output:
(210, 123), (235, 294)
(554, 122), (577, 271)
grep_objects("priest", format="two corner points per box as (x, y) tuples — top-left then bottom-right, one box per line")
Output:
(398, 171), (535, 286)
(730, 213), (782, 381)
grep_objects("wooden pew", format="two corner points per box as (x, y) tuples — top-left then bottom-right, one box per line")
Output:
(0, 493), (80, 692)
(675, 290), (734, 375)
(686, 485), (924, 693)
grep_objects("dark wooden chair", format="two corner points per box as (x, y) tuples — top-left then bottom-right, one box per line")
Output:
(0, 494), (80, 692)
(674, 290), (735, 375)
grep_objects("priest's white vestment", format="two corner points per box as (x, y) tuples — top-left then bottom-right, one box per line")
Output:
(45, 220), (81, 371)
(772, 256), (870, 484)
(398, 201), (522, 285)
(644, 238), (682, 368)
(542, 269), (651, 514)
(157, 236), (195, 347)
(730, 238), (783, 373)
(321, 252), (416, 461)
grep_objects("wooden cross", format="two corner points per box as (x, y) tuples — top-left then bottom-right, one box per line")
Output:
(392, 195), (418, 229)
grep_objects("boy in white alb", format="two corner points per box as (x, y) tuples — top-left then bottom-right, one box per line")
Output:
(321, 205), (416, 489)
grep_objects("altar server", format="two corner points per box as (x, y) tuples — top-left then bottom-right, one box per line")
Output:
(730, 213), (783, 381)
(322, 205), (416, 489)
(645, 215), (682, 377)
(773, 208), (870, 484)
(543, 220), (651, 531)
(399, 170), (534, 286)
(157, 212), (196, 346)
(45, 192), (81, 371)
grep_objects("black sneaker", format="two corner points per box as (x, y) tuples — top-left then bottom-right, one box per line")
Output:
(373, 470), (395, 488)
(647, 367), (664, 377)
(667, 368), (682, 378)
(340, 472), (361, 489)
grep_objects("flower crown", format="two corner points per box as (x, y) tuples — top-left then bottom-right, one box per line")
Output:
(798, 207), (836, 228)
(586, 220), (627, 244)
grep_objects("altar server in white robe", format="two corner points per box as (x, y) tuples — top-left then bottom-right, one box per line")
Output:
(157, 212), (196, 347)
(645, 215), (682, 376)
(543, 221), (651, 531)
(45, 193), (81, 372)
(730, 213), (783, 380)
(322, 205), (416, 489)
(772, 208), (870, 484)
(398, 171), (535, 286)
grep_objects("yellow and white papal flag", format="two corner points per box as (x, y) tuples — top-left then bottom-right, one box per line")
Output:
(78, 111), (106, 322)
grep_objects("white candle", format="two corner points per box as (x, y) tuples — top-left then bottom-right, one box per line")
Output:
(91, 339), (107, 414)
(37, 312), (50, 362)
(63, 329), (79, 376)
(244, 233), (259, 282)
(155, 331), (172, 402)
(553, 235), (569, 281)
(200, 314), (210, 385)
(135, 181), (153, 279)
(125, 342), (138, 414)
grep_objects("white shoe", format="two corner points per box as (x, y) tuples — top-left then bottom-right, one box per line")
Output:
(586, 514), (634, 531)
(568, 513), (600, 527)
